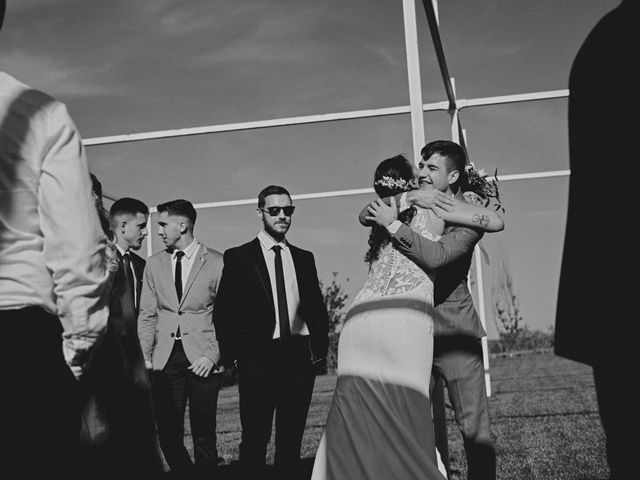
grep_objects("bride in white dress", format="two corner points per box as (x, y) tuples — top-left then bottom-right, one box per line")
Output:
(312, 154), (497, 480)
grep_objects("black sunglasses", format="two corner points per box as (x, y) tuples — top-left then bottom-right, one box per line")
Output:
(260, 206), (296, 217)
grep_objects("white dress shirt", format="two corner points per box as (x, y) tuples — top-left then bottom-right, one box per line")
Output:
(171, 239), (200, 289)
(115, 244), (138, 307)
(0, 72), (109, 363)
(257, 230), (309, 338)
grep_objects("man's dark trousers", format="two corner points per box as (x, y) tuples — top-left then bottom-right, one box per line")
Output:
(152, 340), (221, 476)
(431, 335), (495, 480)
(238, 335), (315, 480)
(0, 307), (81, 480)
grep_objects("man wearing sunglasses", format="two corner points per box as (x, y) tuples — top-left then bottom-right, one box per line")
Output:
(213, 185), (329, 480)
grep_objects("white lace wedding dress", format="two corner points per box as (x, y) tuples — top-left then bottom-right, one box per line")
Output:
(311, 208), (447, 480)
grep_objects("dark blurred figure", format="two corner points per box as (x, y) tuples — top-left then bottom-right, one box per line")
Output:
(1, 3), (110, 479)
(556, 2), (640, 479)
(79, 178), (165, 480)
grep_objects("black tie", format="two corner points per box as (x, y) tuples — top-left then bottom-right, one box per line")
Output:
(174, 251), (185, 340)
(272, 245), (291, 338)
(175, 250), (185, 302)
(122, 252), (136, 310)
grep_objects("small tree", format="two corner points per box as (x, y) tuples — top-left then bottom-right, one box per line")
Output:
(319, 272), (349, 373)
(492, 254), (526, 352)
(321, 272), (349, 333)
(492, 254), (523, 334)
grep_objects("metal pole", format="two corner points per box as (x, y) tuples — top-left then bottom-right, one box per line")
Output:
(402, 0), (426, 162)
(421, 0), (456, 110)
(146, 214), (153, 258)
(450, 79), (491, 398)
(81, 90), (569, 148)
(450, 78), (459, 143)
(474, 245), (492, 397)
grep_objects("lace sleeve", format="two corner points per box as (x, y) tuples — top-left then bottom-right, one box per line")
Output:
(350, 208), (442, 304)
(410, 208), (444, 241)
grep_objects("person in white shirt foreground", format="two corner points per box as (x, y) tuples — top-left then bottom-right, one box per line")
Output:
(0, 3), (109, 477)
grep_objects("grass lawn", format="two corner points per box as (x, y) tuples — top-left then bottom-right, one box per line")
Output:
(187, 352), (608, 479)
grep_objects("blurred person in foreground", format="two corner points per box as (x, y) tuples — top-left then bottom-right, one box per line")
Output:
(0, 2), (109, 478)
(556, 2), (640, 479)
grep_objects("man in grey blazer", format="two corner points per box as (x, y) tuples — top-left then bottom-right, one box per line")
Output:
(364, 141), (497, 480)
(138, 199), (224, 477)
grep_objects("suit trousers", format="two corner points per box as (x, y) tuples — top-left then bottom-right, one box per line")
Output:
(0, 307), (81, 480)
(431, 336), (495, 480)
(151, 340), (221, 475)
(238, 335), (316, 480)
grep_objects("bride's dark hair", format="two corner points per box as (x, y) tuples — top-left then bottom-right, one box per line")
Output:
(364, 155), (416, 265)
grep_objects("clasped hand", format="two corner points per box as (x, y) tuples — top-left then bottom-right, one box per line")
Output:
(188, 356), (216, 377)
(407, 189), (455, 217)
(365, 197), (398, 227)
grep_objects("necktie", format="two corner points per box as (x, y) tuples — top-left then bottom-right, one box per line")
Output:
(122, 252), (136, 310)
(175, 250), (185, 302)
(272, 245), (291, 338)
(174, 250), (185, 340)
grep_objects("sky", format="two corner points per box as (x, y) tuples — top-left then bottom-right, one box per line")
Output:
(0, 0), (620, 338)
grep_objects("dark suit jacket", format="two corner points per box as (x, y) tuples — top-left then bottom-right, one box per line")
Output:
(212, 238), (329, 363)
(129, 251), (145, 314)
(556, 1), (640, 366)
(391, 200), (486, 339)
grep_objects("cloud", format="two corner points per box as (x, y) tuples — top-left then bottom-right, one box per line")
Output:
(127, 1), (270, 38)
(0, 50), (119, 99)
(6, 0), (61, 14)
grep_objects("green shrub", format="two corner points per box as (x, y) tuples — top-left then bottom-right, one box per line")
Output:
(491, 326), (555, 354)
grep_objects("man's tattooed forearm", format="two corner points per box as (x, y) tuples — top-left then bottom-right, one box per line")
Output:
(472, 213), (489, 228)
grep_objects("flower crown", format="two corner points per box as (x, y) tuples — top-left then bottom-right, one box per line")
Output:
(464, 162), (504, 212)
(374, 176), (412, 192)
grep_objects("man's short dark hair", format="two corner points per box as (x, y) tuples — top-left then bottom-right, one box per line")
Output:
(109, 197), (149, 218)
(157, 199), (197, 226)
(421, 140), (467, 175)
(90, 173), (103, 199)
(258, 185), (291, 208)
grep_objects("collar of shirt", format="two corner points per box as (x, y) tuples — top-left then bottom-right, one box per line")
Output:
(257, 230), (288, 253)
(115, 244), (128, 258)
(174, 238), (199, 260)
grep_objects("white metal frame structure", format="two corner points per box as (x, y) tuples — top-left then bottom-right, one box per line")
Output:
(85, 1), (571, 396)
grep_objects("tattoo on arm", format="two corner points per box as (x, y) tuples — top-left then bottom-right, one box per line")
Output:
(472, 213), (489, 228)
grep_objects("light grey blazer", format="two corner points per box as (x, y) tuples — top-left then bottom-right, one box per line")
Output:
(138, 244), (224, 370)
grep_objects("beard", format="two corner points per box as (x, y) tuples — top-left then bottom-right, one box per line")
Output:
(264, 220), (289, 241)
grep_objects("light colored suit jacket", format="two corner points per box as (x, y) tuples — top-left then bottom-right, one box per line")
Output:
(138, 243), (224, 370)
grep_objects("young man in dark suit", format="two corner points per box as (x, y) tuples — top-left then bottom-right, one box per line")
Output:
(213, 185), (329, 480)
(109, 197), (149, 316)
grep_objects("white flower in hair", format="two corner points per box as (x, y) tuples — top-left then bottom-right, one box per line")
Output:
(374, 176), (411, 191)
